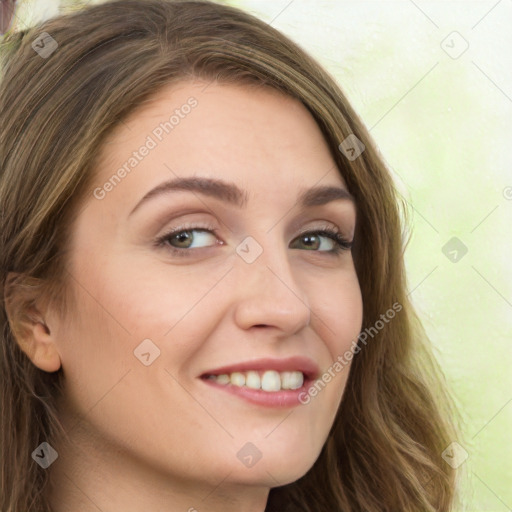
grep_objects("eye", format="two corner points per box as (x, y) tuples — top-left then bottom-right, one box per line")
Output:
(290, 228), (352, 255)
(154, 224), (352, 257)
(156, 226), (219, 254)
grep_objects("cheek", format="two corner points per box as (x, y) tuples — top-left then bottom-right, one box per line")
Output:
(295, 268), (362, 420)
(55, 286), (133, 419)
(55, 258), (220, 441)
(308, 269), (363, 359)
(71, 255), (232, 366)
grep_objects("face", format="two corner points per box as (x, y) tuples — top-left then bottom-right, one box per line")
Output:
(49, 80), (363, 493)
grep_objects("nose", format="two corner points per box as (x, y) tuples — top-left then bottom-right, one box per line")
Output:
(231, 236), (312, 334)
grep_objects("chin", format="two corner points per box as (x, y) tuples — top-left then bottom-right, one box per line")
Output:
(225, 447), (319, 488)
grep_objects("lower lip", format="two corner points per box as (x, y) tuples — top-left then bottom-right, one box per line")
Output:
(200, 377), (313, 408)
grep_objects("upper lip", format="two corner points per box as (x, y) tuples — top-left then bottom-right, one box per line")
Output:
(200, 356), (320, 380)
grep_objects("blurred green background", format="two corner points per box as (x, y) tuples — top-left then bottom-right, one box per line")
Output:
(3, 1), (511, 510)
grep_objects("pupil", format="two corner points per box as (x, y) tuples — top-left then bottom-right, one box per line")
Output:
(304, 235), (318, 248)
(175, 231), (192, 247)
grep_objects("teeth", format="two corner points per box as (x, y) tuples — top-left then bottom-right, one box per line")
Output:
(215, 374), (231, 385)
(281, 371), (301, 390)
(230, 372), (245, 387)
(206, 370), (304, 392)
(261, 370), (281, 392)
(245, 371), (261, 389)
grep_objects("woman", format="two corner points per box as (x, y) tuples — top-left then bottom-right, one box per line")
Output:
(0, 0), (461, 510)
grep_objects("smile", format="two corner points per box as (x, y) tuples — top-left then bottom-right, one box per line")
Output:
(203, 370), (304, 391)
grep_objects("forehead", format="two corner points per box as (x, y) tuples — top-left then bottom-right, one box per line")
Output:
(90, 80), (348, 211)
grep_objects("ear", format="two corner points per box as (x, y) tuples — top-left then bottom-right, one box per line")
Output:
(3, 272), (62, 373)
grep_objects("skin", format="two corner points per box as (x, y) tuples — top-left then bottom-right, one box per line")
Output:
(23, 80), (363, 511)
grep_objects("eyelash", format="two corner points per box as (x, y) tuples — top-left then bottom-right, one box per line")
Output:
(154, 222), (353, 257)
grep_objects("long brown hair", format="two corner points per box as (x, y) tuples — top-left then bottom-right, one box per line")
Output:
(0, 1), (461, 510)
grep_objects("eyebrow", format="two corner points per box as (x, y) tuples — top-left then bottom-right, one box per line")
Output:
(128, 176), (355, 217)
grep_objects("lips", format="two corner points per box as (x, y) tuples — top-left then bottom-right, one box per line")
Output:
(199, 356), (320, 408)
(199, 356), (320, 381)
